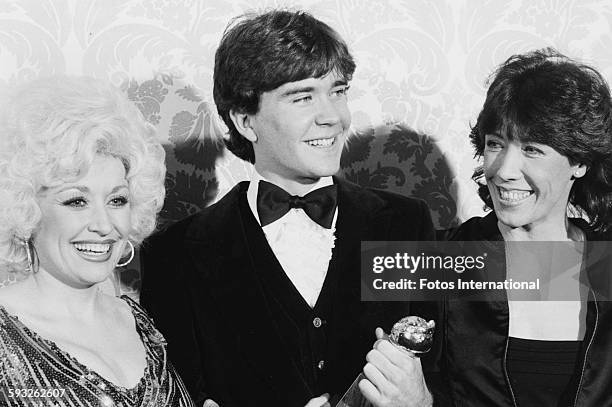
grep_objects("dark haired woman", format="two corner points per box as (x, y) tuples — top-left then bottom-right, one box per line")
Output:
(436, 49), (612, 406)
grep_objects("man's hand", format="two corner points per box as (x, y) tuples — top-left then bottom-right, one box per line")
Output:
(358, 328), (432, 407)
(304, 393), (331, 407)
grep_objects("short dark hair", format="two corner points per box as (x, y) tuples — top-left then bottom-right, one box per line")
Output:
(213, 9), (356, 163)
(470, 48), (612, 232)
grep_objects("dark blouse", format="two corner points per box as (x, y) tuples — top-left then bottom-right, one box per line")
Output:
(507, 337), (582, 407)
(0, 296), (195, 407)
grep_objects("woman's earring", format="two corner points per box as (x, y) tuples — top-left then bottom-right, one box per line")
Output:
(573, 167), (586, 179)
(116, 240), (135, 267)
(22, 239), (37, 273)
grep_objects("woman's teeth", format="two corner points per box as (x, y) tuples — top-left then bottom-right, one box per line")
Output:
(498, 188), (532, 202)
(307, 137), (334, 147)
(73, 243), (111, 254)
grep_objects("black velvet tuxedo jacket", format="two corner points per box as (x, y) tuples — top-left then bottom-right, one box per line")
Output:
(140, 178), (435, 406)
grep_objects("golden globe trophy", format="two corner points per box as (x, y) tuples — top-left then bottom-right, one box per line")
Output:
(335, 316), (435, 407)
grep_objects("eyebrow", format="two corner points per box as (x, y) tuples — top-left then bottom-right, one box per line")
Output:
(280, 80), (348, 98)
(280, 86), (315, 97)
(56, 184), (128, 194)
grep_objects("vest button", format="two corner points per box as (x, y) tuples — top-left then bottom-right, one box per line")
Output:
(317, 360), (325, 370)
(313, 317), (322, 328)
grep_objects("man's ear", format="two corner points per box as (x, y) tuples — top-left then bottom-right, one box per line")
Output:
(229, 109), (257, 142)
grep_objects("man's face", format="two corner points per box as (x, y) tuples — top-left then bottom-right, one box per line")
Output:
(245, 71), (351, 192)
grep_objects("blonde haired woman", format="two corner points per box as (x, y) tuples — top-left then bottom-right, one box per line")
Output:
(0, 76), (194, 407)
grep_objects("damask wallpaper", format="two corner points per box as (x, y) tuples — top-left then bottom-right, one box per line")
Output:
(1, 0), (611, 295)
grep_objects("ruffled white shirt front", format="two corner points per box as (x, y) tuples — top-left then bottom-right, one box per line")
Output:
(247, 172), (337, 308)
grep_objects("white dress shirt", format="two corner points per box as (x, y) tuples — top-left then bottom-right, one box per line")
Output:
(247, 172), (338, 308)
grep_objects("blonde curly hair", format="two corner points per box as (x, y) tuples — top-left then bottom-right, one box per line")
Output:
(0, 76), (166, 270)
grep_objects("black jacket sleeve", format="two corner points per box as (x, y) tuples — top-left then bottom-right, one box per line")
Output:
(139, 224), (209, 405)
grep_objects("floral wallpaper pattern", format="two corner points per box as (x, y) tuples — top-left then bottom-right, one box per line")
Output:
(1, 0), (612, 295)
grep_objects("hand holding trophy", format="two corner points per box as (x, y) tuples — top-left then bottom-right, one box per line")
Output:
(336, 317), (435, 407)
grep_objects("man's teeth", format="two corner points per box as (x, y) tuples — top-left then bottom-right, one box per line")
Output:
(73, 243), (111, 254)
(499, 188), (532, 202)
(307, 137), (334, 147)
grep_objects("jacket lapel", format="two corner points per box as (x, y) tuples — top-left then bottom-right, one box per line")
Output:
(324, 179), (396, 391)
(325, 178), (372, 299)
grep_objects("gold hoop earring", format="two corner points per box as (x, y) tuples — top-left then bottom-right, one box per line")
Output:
(116, 240), (135, 267)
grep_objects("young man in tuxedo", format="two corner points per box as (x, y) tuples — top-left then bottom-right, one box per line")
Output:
(141, 9), (434, 407)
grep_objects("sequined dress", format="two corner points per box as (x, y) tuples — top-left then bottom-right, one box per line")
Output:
(0, 296), (195, 407)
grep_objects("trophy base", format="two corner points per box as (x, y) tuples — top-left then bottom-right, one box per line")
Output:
(335, 373), (373, 407)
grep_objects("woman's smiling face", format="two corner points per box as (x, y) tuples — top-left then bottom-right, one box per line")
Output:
(483, 133), (585, 231)
(33, 155), (131, 288)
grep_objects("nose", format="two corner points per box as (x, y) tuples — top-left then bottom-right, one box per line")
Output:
(493, 145), (523, 181)
(315, 95), (343, 126)
(88, 204), (113, 236)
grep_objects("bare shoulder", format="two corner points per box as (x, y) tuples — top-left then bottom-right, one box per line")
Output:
(0, 278), (36, 315)
(100, 293), (137, 326)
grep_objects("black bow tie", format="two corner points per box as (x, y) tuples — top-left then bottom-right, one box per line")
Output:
(256, 181), (338, 229)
